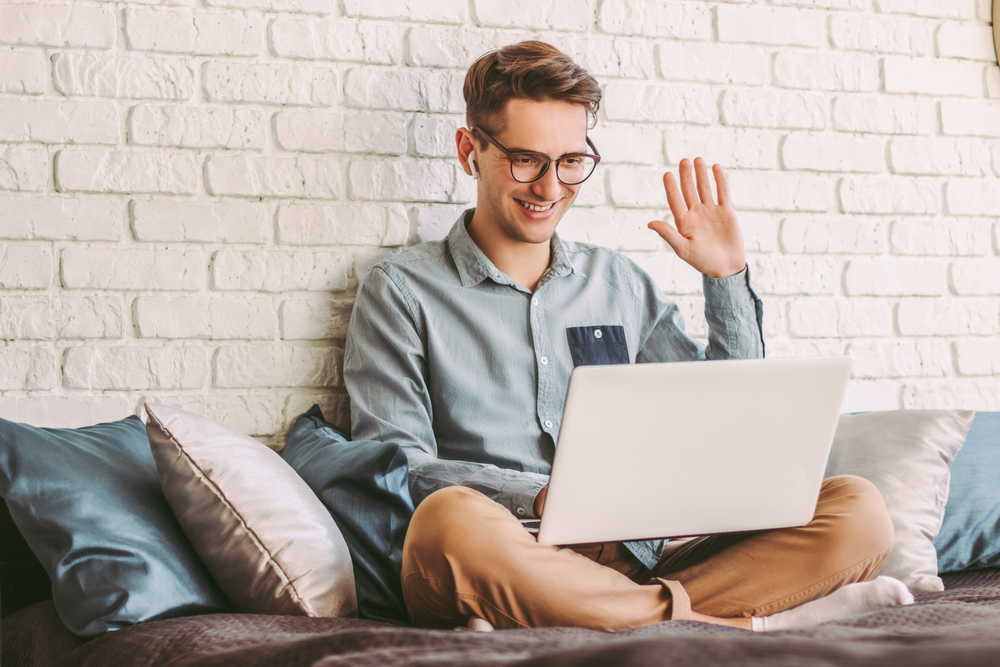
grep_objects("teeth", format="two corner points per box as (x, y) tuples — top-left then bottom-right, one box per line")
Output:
(519, 200), (553, 212)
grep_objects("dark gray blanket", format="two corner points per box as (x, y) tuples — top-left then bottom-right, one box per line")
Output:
(5, 569), (1000, 667)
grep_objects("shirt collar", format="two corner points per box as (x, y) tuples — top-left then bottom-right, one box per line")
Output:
(446, 208), (582, 290)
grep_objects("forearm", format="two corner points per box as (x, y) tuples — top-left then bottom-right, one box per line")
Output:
(702, 266), (764, 360)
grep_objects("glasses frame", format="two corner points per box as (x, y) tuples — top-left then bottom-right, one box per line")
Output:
(471, 127), (602, 185)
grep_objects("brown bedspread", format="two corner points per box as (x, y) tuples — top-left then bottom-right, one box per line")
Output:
(6, 569), (1000, 667)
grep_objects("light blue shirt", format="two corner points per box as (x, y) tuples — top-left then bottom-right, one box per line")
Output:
(344, 210), (764, 568)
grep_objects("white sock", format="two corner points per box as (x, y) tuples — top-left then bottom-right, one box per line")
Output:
(454, 616), (494, 632)
(750, 576), (914, 632)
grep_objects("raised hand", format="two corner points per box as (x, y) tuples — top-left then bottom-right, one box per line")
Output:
(648, 157), (746, 279)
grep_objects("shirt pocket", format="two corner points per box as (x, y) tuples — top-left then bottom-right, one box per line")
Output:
(566, 325), (629, 367)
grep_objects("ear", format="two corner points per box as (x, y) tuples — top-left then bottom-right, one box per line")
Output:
(456, 128), (478, 178)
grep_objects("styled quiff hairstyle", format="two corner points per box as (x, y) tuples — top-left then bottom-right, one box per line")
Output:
(463, 41), (601, 144)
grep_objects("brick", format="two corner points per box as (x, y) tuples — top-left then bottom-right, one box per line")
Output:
(349, 157), (459, 202)
(597, 0), (711, 39)
(945, 179), (1000, 215)
(275, 110), (406, 154)
(726, 171), (832, 212)
(56, 149), (199, 195)
(280, 298), (354, 340)
(0, 245), (52, 288)
(551, 35), (655, 79)
(883, 56), (984, 97)
(603, 83), (716, 124)
(830, 14), (932, 54)
(205, 155), (342, 199)
(832, 95), (936, 135)
(475, 0), (591, 30)
(780, 215), (890, 254)
(767, 339), (849, 359)
(270, 17), (397, 64)
(203, 62), (336, 106)
(670, 296), (707, 339)
(0, 51), (46, 94)
(212, 249), (353, 292)
(955, 339), (1000, 375)
(129, 105), (266, 149)
(587, 124), (660, 165)
(774, 52), (879, 92)
(849, 340), (951, 378)
(406, 26), (514, 69)
(623, 251), (704, 295)
(788, 298), (894, 337)
(277, 202), (408, 245)
(204, 0), (333, 13)
(0, 196), (123, 241)
(284, 393), (351, 433)
(890, 217), (992, 255)
(902, 379), (1000, 410)
(875, 0), (978, 19)
(898, 298), (999, 335)
(608, 168), (670, 208)
(146, 394), (284, 436)
(215, 345), (341, 388)
(0, 144), (48, 192)
(53, 54), (195, 101)
(558, 207), (663, 253)
(720, 90), (826, 130)
(344, 67), (463, 113)
(0, 3), (116, 48)
(136, 296), (275, 340)
(0, 349), (57, 390)
(0, 396), (129, 429)
(844, 257), (946, 295)
(412, 114), (463, 158)
(0, 295), (125, 340)
(64, 347), (208, 390)
(987, 67), (1000, 98)
(889, 137), (992, 176)
(664, 128), (778, 170)
(411, 203), (467, 242)
(842, 381), (901, 413)
(130, 200), (270, 243)
(839, 176), (939, 214)
(978, 0), (993, 20)
(749, 256), (839, 295)
(343, 0), (465, 23)
(717, 6), (825, 47)
(951, 258), (1000, 294)
(739, 212), (779, 253)
(0, 99), (120, 144)
(126, 8), (261, 56)
(782, 133), (885, 172)
(936, 22), (996, 61)
(61, 248), (205, 290)
(940, 99), (1000, 137)
(770, 0), (867, 8)
(656, 42), (769, 86)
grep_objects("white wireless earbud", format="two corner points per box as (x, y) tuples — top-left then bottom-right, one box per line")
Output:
(470, 157), (479, 179)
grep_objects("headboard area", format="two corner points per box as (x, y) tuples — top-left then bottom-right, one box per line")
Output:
(0, 499), (51, 618)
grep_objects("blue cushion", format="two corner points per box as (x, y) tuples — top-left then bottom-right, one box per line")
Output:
(0, 415), (230, 637)
(282, 406), (414, 625)
(935, 411), (1000, 572)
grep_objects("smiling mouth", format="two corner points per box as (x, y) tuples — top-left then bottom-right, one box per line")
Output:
(517, 199), (555, 213)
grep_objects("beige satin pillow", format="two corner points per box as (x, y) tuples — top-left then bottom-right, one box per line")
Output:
(825, 410), (975, 593)
(145, 403), (357, 617)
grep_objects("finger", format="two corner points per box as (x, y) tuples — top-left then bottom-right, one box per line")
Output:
(678, 158), (699, 211)
(648, 220), (689, 259)
(694, 157), (713, 204)
(714, 163), (732, 207)
(663, 171), (688, 223)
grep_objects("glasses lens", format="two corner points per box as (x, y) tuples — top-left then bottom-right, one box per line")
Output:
(510, 154), (547, 182)
(556, 156), (597, 185)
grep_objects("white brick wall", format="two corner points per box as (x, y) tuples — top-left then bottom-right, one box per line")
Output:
(2, 0), (999, 443)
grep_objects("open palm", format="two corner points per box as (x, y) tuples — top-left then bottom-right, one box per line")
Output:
(648, 157), (746, 279)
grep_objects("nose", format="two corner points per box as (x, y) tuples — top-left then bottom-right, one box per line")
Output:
(530, 162), (563, 202)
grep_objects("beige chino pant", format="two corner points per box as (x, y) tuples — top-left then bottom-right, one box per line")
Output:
(401, 475), (894, 631)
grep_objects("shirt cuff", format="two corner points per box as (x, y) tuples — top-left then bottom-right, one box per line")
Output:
(702, 265), (756, 313)
(497, 472), (549, 520)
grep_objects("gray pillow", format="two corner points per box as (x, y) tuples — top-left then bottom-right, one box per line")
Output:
(825, 410), (975, 592)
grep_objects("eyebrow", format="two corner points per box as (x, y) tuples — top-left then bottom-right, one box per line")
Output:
(505, 146), (591, 157)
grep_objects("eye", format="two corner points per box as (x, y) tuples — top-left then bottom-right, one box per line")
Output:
(512, 154), (541, 167)
(561, 157), (583, 167)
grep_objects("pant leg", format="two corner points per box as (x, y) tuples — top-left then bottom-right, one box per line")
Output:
(649, 475), (895, 618)
(400, 486), (690, 631)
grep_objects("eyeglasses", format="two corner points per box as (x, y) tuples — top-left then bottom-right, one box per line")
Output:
(472, 127), (601, 185)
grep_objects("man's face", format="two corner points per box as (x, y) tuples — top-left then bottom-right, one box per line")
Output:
(471, 99), (590, 246)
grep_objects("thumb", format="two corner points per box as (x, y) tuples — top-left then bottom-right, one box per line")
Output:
(648, 220), (688, 257)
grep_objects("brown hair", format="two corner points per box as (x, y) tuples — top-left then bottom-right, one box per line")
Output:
(463, 41), (601, 143)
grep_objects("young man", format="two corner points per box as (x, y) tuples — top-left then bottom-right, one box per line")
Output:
(344, 41), (910, 632)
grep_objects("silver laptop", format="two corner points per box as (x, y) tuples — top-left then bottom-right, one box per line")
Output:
(535, 356), (852, 546)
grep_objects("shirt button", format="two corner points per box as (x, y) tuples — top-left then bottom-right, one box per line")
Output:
(544, 420), (553, 429)
(540, 356), (548, 365)
(531, 297), (539, 306)
(516, 507), (526, 516)
(594, 329), (603, 339)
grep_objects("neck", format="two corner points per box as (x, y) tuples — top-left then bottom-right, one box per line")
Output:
(467, 208), (551, 292)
